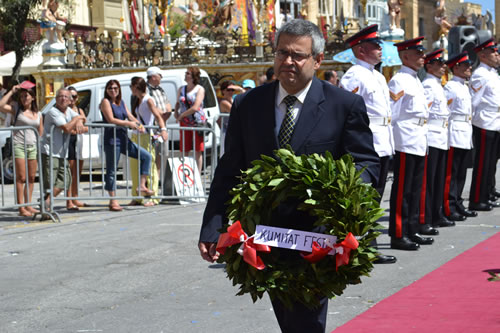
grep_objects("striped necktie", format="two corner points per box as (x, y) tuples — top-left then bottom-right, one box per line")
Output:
(278, 95), (297, 147)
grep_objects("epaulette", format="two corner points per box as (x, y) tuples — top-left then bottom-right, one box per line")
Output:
(428, 102), (433, 108)
(447, 99), (453, 105)
(390, 90), (404, 101)
(351, 87), (359, 94)
(470, 84), (483, 93)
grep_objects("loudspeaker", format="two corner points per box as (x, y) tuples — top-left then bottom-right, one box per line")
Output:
(448, 26), (492, 69)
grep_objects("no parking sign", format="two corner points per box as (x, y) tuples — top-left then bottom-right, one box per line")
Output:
(170, 157), (205, 203)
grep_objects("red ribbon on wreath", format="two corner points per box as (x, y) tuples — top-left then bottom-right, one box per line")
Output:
(301, 232), (359, 271)
(216, 221), (271, 270)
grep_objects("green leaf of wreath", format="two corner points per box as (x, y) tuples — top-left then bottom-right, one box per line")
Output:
(218, 149), (384, 309)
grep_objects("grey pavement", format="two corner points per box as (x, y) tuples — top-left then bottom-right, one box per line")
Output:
(0, 169), (499, 333)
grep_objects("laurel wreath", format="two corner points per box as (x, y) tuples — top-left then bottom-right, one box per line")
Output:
(217, 149), (384, 309)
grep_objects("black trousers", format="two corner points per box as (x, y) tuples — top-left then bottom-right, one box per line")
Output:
(271, 296), (328, 333)
(469, 126), (500, 206)
(443, 147), (471, 215)
(375, 155), (392, 200)
(389, 151), (425, 239)
(420, 147), (447, 225)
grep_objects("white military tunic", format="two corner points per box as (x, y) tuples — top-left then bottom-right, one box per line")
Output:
(444, 76), (473, 150)
(340, 59), (394, 157)
(469, 63), (500, 131)
(388, 65), (429, 156)
(423, 74), (449, 149)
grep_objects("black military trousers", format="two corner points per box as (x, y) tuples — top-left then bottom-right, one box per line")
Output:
(420, 147), (448, 225)
(469, 126), (500, 206)
(375, 155), (392, 200)
(443, 147), (471, 215)
(389, 151), (425, 239)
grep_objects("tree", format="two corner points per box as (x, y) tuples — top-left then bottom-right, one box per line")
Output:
(0, 0), (42, 83)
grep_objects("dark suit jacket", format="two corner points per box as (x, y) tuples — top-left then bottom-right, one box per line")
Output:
(199, 77), (380, 243)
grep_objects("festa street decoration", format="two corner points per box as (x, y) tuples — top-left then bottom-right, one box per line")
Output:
(217, 149), (384, 309)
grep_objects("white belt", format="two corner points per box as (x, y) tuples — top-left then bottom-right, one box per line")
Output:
(449, 114), (472, 123)
(369, 116), (391, 126)
(428, 118), (448, 128)
(409, 117), (428, 126)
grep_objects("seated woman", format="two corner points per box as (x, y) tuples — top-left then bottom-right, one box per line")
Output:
(100, 80), (154, 211)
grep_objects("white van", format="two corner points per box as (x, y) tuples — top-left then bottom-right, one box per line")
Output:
(41, 68), (220, 147)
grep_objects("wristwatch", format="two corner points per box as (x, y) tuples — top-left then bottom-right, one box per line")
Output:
(160, 127), (167, 131)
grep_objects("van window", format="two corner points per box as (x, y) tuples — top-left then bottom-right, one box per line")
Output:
(75, 90), (91, 117)
(200, 77), (216, 108)
(160, 81), (178, 112)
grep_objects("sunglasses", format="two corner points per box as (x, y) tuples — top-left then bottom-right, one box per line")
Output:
(107, 87), (119, 91)
(226, 88), (235, 92)
(71, 94), (78, 99)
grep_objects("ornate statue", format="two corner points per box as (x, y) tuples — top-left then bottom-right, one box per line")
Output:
(213, 0), (233, 28)
(434, 0), (451, 36)
(387, 0), (402, 30)
(41, 0), (67, 44)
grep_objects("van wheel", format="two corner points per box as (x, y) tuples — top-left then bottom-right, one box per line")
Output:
(1, 156), (14, 184)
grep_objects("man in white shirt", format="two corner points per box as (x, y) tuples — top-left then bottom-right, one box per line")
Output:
(442, 52), (477, 220)
(388, 37), (434, 251)
(468, 38), (500, 211)
(41, 88), (86, 209)
(340, 24), (396, 264)
(421, 49), (454, 230)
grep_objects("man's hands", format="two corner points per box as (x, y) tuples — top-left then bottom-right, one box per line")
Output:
(198, 241), (219, 263)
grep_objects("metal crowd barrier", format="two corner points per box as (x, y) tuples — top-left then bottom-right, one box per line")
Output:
(0, 126), (48, 220)
(214, 113), (230, 158)
(43, 122), (218, 218)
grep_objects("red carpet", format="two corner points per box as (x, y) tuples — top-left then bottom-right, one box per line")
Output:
(333, 232), (500, 333)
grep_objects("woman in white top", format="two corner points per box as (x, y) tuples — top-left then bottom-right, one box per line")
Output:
(174, 66), (206, 173)
(129, 77), (168, 206)
(0, 85), (43, 217)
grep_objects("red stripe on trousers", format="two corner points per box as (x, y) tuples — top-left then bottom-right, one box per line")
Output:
(419, 155), (428, 225)
(474, 129), (487, 203)
(443, 147), (454, 216)
(396, 152), (406, 238)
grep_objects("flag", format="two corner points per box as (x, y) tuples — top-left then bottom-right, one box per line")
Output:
(130, 0), (140, 38)
(121, 0), (131, 40)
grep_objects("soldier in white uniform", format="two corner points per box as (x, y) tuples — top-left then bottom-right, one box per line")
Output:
(442, 52), (478, 221)
(340, 24), (397, 264)
(421, 49), (455, 230)
(468, 38), (500, 211)
(388, 37), (434, 251)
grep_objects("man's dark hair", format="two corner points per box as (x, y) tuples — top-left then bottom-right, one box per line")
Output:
(266, 67), (274, 81)
(324, 70), (334, 81)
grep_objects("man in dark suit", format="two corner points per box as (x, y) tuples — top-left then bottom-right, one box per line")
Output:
(198, 19), (380, 333)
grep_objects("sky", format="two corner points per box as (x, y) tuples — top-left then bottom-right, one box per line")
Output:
(470, 0), (495, 20)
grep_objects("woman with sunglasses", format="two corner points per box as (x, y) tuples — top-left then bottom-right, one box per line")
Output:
(66, 86), (88, 210)
(129, 76), (168, 206)
(174, 66), (205, 173)
(0, 84), (43, 217)
(218, 80), (242, 155)
(100, 80), (153, 211)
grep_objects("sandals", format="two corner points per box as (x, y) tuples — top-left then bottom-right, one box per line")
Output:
(66, 205), (79, 211)
(129, 200), (155, 207)
(137, 188), (155, 197)
(73, 201), (89, 208)
(108, 200), (123, 212)
(18, 207), (33, 217)
(109, 203), (123, 211)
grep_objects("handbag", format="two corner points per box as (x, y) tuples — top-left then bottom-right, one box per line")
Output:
(180, 86), (207, 127)
(77, 133), (101, 160)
